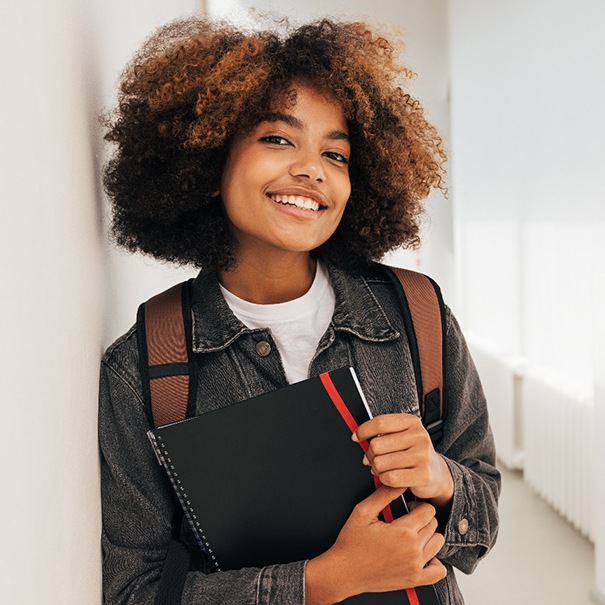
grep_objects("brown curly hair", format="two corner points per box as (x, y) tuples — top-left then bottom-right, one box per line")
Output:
(103, 16), (446, 271)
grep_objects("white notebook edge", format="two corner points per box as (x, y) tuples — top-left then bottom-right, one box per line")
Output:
(348, 367), (409, 514)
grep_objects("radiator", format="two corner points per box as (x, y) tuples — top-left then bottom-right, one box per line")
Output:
(467, 333), (525, 470)
(522, 366), (594, 541)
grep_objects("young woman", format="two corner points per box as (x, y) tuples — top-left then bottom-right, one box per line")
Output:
(100, 16), (500, 605)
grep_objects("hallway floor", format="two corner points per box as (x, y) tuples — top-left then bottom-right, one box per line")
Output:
(455, 465), (595, 604)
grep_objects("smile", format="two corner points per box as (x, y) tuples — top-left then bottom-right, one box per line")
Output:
(267, 194), (324, 212)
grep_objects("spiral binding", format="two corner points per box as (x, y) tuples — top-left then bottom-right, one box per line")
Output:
(150, 431), (221, 572)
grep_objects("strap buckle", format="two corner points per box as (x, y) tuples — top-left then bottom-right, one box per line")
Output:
(426, 419), (443, 445)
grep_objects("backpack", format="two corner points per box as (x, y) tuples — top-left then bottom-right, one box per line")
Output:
(136, 265), (447, 605)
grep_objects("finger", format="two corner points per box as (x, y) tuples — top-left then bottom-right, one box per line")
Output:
(392, 501), (437, 529)
(352, 413), (418, 443)
(369, 451), (418, 474)
(373, 469), (409, 489)
(366, 430), (429, 461)
(416, 515), (439, 545)
(420, 557), (448, 585)
(424, 533), (446, 561)
(353, 484), (406, 520)
(375, 467), (425, 489)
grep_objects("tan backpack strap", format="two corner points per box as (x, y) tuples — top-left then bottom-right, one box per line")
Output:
(386, 266), (446, 444)
(137, 281), (193, 427)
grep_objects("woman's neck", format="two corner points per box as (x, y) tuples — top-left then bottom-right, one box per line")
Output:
(219, 254), (317, 304)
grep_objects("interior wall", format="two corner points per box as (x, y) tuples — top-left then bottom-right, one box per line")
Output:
(448, 0), (605, 376)
(89, 0), (200, 347)
(448, 0), (605, 597)
(594, 237), (605, 602)
(0, 1), (104, 602)
(0, 1), (196, 603)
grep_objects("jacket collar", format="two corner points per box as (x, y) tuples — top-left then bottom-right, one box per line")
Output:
(189, 261), (400, 353)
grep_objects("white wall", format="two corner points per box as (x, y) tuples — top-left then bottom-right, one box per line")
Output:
(88, 1), (201, 346)
(0, 1), (196, 603)
(594, 236), (605, 602)
(448, 0), (605, 596)
(207, 0), (454, 302)
(449, 0), (605, 375)
(0, 0), (104, 602)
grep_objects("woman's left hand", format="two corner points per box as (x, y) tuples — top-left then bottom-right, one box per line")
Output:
(352, 413), (454, 509)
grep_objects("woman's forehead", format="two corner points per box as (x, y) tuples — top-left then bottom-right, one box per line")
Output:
(268, 82), (346, 122)
(228, 79), (351, 145)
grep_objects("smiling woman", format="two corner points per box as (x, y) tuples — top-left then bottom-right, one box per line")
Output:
(100, 15), (499, 605)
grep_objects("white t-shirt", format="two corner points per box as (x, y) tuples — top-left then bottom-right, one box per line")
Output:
(219, 261), (336, 384)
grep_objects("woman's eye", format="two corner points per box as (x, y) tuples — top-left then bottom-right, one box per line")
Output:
(260, 135), (290, 145)
(324, 151), (350, 165)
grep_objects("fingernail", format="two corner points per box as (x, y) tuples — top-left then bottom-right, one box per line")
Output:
(351, 432), (359, 442)
(362, 455), (369, 466)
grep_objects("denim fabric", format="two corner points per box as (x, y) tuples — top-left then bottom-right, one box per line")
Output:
(99, 261), (500, 604)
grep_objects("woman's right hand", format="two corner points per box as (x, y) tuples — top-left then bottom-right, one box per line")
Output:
(305, 485), (447, 605)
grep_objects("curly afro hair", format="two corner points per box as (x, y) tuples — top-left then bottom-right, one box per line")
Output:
(103, 16), (446, 271)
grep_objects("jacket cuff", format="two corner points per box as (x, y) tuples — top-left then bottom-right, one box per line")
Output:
(440, 457), (489, 552)
(257, 560), (306, 605)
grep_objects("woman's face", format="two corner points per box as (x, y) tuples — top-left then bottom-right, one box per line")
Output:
(219, 83), (351, 264)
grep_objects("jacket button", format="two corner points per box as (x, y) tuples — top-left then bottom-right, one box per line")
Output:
(458, 518), (469, 535)
(255, 341), (272, 357)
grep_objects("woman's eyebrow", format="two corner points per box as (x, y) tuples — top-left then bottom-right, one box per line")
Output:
(327, 130), (350, 144)
(264, 112), (303, 129)
(262, 112), (350, 143)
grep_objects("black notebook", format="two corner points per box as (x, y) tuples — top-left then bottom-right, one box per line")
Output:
(147, 366), (440, 605)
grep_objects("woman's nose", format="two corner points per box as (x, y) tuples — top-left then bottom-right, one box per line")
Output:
(288, 151), (325, 182)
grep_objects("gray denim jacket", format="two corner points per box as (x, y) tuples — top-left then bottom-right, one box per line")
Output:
(99, 262), (500, 604)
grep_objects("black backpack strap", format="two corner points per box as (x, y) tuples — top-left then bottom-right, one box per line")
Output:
(136, 279), (196, 604)
(385, 266), (447, 446)
(154, 540), (190, 605)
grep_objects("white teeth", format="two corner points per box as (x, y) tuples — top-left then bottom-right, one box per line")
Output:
(271, 194), (320, 211)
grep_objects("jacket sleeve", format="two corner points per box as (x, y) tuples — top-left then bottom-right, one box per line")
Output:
(99, 333), (306, 605)
(435, 308), (501, 575)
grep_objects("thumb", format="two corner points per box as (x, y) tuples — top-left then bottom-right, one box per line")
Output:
(354, 484), (406, 521)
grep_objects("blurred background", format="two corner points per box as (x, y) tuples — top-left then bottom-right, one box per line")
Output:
(1, 0), (603, 603)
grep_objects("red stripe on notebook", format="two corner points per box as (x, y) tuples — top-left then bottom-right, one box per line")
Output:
(319, 374), (397, 521)
(319, 371), (419, 604)
(319, 371), (359, 434)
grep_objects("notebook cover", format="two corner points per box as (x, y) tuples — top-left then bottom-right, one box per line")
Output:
(148, 366), (440, 605)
